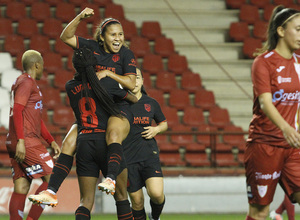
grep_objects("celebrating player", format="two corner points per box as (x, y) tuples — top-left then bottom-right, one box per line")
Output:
(245, 6), (300, 220)
(6, 50), (60, 220)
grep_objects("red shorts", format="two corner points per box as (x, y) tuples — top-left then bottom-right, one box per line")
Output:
(10, 144), (54, 181)
(245, 142), (300, 205)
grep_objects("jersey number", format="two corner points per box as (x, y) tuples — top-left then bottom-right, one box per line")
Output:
(78, 97), (98, 128)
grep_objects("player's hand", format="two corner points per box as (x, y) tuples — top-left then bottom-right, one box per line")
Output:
(282, 125), (300, 149)
(15, 139), (25, 163)
(79, 7), (94, 20)
(142, 126), (159, 139)
(51, 141), (61, 159)
(96, 70), (109, 80)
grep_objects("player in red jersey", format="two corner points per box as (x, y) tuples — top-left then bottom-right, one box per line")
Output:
(270, 194), (295, 220)
(245, 6), (300, 220)
(5, 50), (60, 220)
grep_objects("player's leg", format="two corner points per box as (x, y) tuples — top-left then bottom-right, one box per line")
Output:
(247, 204), (270, 220)
(129, 189), (146, 220)
(146, 177), (165, 220)
(10, 177), (31, 220)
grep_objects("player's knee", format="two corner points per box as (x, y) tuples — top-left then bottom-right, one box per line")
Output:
(131, 197), (144, 210)
(149, 193), (164, 204)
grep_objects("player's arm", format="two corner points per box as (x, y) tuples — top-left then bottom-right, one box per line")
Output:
(142, 121), (168, 140)
(259, 92), (300, 148)
(41, 120), (61, 159)
(60, 7), (94, 49)
(13, 103), (26, 163)
(96, 71), (136, 91)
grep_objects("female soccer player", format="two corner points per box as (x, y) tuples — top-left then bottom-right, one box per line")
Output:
(123, 68), (167, 220)
(245, 6), (300, 220)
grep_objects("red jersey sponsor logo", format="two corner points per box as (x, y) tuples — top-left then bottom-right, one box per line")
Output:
(95, 65), (116, 73)
(112, 54), (120, 62)
(133, 116), (150, 124)
(272, 89), (300, 103)
(144, 104), (151, 112)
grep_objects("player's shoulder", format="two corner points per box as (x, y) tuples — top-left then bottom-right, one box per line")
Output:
(120, 45), (134, 56)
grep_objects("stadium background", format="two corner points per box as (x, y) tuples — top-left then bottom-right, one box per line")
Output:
(0, 0), (300, 218)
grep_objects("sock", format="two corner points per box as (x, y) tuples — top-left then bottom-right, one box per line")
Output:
(26, 181), (48, 220)
(75, 206), (90, 220)
(150, 197), (165, 220)
(107, 143), (123, 181)
(48, 153), (73, 193)
(283, 194), (295, 220)
(116, 200), (133, 220)
(245, 216), (256, 220)
(132, 208), (146, 220)
(9, 192), (26, 220)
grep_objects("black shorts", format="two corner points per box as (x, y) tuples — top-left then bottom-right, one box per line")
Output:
(76, 133), (126, 178)
(127, 154), (163, 193)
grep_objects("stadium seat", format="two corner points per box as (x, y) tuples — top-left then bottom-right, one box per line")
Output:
(147, 88), (165, 106)
(92, 0), (113, 7)
(68, 0), (89, 7)
(185, 143), (207, 152)
(41, 87), (62, 109)
(53, 70), (74, 90)
(1, 68), (22, 90)
(142, 54), (164, 74)
(104, 3), (125, 20)
(31, 2), (51, 22)
(4, 35), (25, 56)
(215, 153), (239, 167)
(222, 125), (246, 146)
(183, 106), (206, 128)
(273, 0), (294, 7)
(185, 153), (211, 167)
(80, 3), (101, 24)
(43, 52), (63, 73)
(159, 152), (186, 166)
(52, 105), (75, 129)
(0, 52), (13, 73)
(121, 19), (138, 41)
(154, 36), (176, 58)
(0, 87), (10, 108)
(129, 36), (150, 58)
(167, 54), (188, 75)
(74, 21), (91, 38)
(141, 21), (162, 41)
(208, 106), (231, 129)
(29, 35), (51, 55)
(253, 20), (268, 41)
(17, 18), (38, 38)
(158, 143), (180, 152)
(197, 124), (218, 147)
(229, 22), (250, 42)
(239, 5), (260, 25)
(54, 38), (74, 57)
(161, 106), (180, 129)
(263, 4), (276, 21)
(170, 124), (195, 146)
(215, 143), (233, 152)
(225, 0), (246, 9)
(67, 53), (75, 71)
(142, 71), (152, 89)
(0, 134), (7, 153)
(169, 89), (191, 110)
(249, 0), (270, 8)
(155, 134), (169, 145)
(55, 2), (76, 22)
(6, 2), (26, 21)
(43, 0), (61, 6)
(0, 19), (13, 37)
(155, 71), (177, 92)
(0, 105), (10, 129)
(0, 152), (11, 167)
(42, 18), (63, 39)
(194, 89), (216, 111)
(243, 37), (262, 59)
(181, 71), (202, 92)
(237, 153), (244, 165)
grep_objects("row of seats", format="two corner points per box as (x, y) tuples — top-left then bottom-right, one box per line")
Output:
(226, 0), (300, 10)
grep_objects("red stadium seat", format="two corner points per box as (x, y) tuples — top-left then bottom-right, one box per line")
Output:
(208, 107), (231, 129)
(130, 36), (150, 58)
(52, 105), (75, 129)
(147, 88), (165, 106)
(197, 124), (218, 146)
(0, 152), (11, 167)
(229, 22), (250, 42)
(155, 134), (169, 145)
(170, 124), (194, 146)
(17, 18), (38, 38)
(185, 143), (207, 152)
(215, 143), (233, 152)
(185, 153), (211, 167)
(239, 5), (260, 24)
(68, 0), (89, 7)
(194, 89), (216, 111)
(121, 19), (138, 41)
(158, 143), (180, 152)
(243, 37), (262, 59)
(54, 38), (74, 57)
(159, 152), (186, 166)
(225, 0), (246, 9)
(155, 72), (177, 92)
(29, 35), (51, 55)
(237, 153), (244, 165)
(141, 21), (162, 41)
(142, 54), (164, 74)
(92, 0), (113, 7)
(169, 89), (191, 110)
(0, 19), (13, 37)
(53, 70), (74, 90)
(4, 35), (25, 56)
(31, 2), (51, 22)
(263, 4), (276, 21)
(104, 3), (125, 20)
(44, 0), (61, 6)
(43, 52), (63, 73)
(75, 21), (91, 38)
(80, 3), (101, 24)
(42, 18), (63, 39)
(273, 0), (294, 7)
(183, 106), (205, 128)
(215, 153), (239, 167)
(249, 0), (270, 8)
(6, 2), (26, 21)
(41, 87), (62, 109)
(67, 54), (75, 71)
(223, 125), (246, 146)
(167, 54), (188, 75)
(253, 20), (268, 41)
(37, 74), (50, 90)
(0, 134), (7, 152)
(161, 106), (180, 129)
(55, 2), (76, 22)
(154, 36), (176, 58)
(142, 72), (152, 89)
(181, 72), (202, 92)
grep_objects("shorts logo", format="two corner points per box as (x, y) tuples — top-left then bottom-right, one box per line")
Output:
(25, 164), (43, 176)
(144, 104), (151, 112)
(40, 152), (50, 159)
(112, 54), (120, 62)
(257, 185), (268, 198)
(46, 160), (54, 168)
(247, 185), (253, 198)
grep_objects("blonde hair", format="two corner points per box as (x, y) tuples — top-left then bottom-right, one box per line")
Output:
(21, 50), (43, 71)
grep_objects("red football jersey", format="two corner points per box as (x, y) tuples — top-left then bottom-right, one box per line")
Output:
(6, 73), (44, 154)
(248, 50), (300, 148)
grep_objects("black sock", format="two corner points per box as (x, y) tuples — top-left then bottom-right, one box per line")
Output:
(116, 200), (133, 220)
(48, 153), (73, 193)
(107, 143), (123, 181)
(150, 196), (165, 220)
(132, 208), (146, 220)
(75, 206), (90, 220)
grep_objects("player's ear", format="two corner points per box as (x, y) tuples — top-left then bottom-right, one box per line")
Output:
(277, 26), (285, 38)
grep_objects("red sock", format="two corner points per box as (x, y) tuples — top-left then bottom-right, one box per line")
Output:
(245, 216), (256, 220)
(26, 181), (48, 220)
(283, 194), (295, 220)
(9, 192), (26, 220)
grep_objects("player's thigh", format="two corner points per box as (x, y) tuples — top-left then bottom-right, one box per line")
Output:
(145, 177), (164, 200)
(129, 189), (144, 210)
(61, 124), (78, 155)
(13, 177), (31, 194)
(248, 203), (270, 220)
(78, 176), (98, 211)
(106, 116), (130, 144)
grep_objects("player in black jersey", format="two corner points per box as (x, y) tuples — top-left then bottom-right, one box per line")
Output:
(123, 68), (168, 220)
(60, 8), (137, 193)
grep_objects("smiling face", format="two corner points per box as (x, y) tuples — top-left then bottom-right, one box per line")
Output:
(100, 24), (124, 54)
(280, 15), (300, 51)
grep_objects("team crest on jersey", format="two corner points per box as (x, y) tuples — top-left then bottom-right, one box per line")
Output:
(257, 185), (268, 198)
(144, 104), (151, 112)
(129, 58), (137, 67)
(112, 54), (120, 62)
